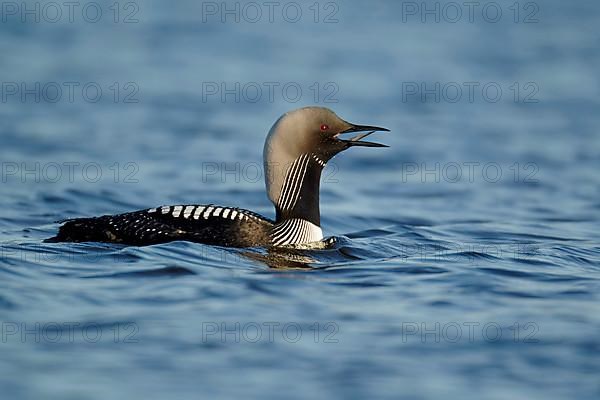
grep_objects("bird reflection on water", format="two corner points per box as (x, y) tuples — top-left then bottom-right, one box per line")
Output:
(241, 236), (341, 270)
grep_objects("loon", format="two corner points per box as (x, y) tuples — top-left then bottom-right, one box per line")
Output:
(45, 107), (390, 247)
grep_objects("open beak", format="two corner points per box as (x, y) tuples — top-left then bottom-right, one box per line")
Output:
(337, 124), (390, 148)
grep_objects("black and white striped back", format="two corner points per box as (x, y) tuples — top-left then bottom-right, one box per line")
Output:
(46, 204), (274, 247)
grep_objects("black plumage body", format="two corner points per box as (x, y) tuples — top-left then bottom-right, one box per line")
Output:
(45, 205), (274, 247)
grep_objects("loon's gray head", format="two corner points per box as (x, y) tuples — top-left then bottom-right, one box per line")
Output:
(263, 107), (389, 225)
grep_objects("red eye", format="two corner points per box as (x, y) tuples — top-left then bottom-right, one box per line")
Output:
(320, 124), (329, 131)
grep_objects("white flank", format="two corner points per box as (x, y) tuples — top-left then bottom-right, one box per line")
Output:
(272, 219), (323, 246)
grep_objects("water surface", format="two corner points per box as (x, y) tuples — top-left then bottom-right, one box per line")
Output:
(1, 1), (599, 399)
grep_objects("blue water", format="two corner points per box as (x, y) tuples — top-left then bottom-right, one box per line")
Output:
(1, 1), (599, 398)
